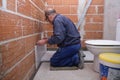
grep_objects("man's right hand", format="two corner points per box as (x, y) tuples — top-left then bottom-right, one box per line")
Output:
(36, 39), (48, 46)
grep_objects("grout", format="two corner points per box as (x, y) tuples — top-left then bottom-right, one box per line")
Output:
(29, 0), (44, 13)
(0, 8), (45, 23)
(0, 33), (39, 45)
(40, 0), (45, 6)
(0, 49), (34, 79)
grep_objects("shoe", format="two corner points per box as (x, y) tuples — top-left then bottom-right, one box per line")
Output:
(78, 49), (85, 69)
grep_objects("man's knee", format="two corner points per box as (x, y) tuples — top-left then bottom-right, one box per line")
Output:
(50, 57), (59, 66)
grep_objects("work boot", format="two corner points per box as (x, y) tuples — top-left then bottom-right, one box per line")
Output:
(78, 49), (85, 69)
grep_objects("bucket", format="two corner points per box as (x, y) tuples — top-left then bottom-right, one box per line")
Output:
(99, 53), (120, 80)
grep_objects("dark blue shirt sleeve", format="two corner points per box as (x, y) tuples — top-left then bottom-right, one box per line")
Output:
(48, 19), (66, 45)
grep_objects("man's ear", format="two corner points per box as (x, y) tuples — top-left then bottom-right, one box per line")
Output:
(48, 15), (52, 19)
(47, 15), (53, 23)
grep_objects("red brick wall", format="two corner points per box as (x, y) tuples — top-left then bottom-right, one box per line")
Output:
(0, 0), (2, 7)
(45, 0), (104, 48)
(0, 0), (104, 79)
(82, 0), (104, 47)
(0, 0), (45, 80)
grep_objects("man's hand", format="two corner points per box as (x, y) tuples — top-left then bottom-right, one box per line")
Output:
(37, 38), (48, 46)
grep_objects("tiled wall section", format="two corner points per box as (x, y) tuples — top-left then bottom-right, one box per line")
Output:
(0, 0), (45, 80)
(45, 0), (104, 48)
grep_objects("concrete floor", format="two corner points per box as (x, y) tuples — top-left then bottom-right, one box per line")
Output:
(33, 62), (100, 80)
(33, 51), (100, 80)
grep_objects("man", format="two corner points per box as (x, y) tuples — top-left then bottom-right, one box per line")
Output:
(37, 8), (81, 67)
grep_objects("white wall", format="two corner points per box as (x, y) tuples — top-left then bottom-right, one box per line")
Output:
(104, 0), (120, 40)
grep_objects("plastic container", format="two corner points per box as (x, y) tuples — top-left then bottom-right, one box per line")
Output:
(99, 53), (120, 80)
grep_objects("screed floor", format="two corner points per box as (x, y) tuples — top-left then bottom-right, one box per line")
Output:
(33, 51), (100, 80)
(33, 62), (100, 80)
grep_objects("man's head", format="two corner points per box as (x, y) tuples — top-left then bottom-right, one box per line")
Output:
(44, 8), (57, 23)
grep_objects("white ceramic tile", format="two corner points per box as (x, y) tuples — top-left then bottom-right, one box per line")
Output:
(84, 51), (94, 61)
(41, 51), (94, 62)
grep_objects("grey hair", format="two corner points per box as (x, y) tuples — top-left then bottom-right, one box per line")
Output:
(45, 8), (56, 20)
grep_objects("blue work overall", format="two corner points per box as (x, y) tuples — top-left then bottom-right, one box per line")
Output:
(50, 44), (81, 67)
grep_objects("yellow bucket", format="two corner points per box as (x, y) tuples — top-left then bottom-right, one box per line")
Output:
(99, 53), (120, 80)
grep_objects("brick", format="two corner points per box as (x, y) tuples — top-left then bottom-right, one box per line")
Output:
(0, 15), (41, 37)
(62, 0), (70, 5)
(86, 15), (103, 22)
(39, 23), (44, 32)
(43, 23), (53, 31)
(30, 4), (44, 21)
(22, 19), (34, 36)
(34, 21), (43, 33)
(32, 0), (45, 10)
(54, 6), (70, 14)
(53, 0), (62, 5)
(91, 0), (104, 5)
(0, 6), (43, 41)
(47, 31), (53, 37)
(84, 32), (103, 39)
(0, 30), (2, 41)
(0, 0), (2, 7)
(22, 65), (36, 80)
(24, 36), (36, 54)
(7, 0), (16, 11)
(1, 39), (26, 73)
(87, 6), (96, 14)
(66, 15), (78, 23)
(85, 15), (93, 22)
(84, 23), (103, 31)
(93, 15), (103, 22)
(70, 6), (78, 14)
(0, 0), (44, 80)
(0, 11), (23, 41)
(62, 0), (78, 5)
(1, 34), (39, 74)
(17, 0), (31, 17)
(69, 0), (78, 5)
(2, 51), (35, 80)
(45, 0), (53, 5)
(98, 6), (104, 14)
(46, 5), (54, 9)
